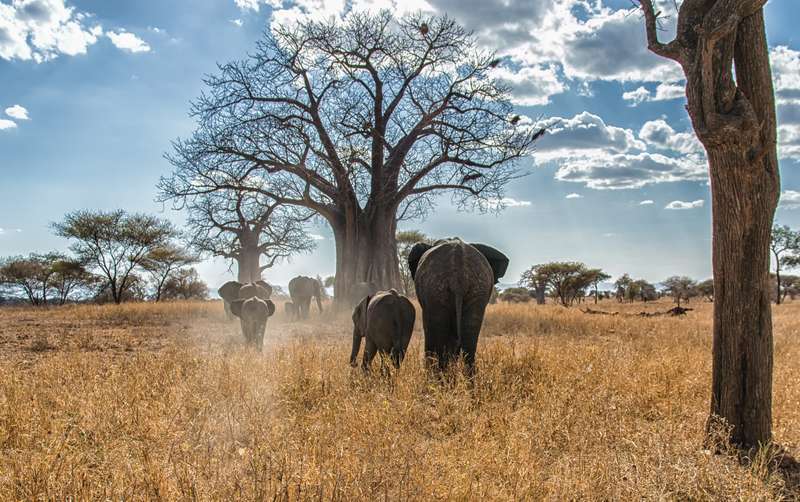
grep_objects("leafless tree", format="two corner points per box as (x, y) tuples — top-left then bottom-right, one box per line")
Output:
(176, 187), (315, 283)
(639, 0), (779, 449)
(159, 11), (540, 306)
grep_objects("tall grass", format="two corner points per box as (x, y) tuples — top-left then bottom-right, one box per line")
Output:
(0, 300), (797, 499)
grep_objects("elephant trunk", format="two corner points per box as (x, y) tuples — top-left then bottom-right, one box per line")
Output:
(350, 328), (362, 367)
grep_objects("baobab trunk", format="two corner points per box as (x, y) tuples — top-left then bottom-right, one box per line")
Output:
(331, 205), (401, 308)
(704, 11), (779, 449)
(236, 245), (262, 284)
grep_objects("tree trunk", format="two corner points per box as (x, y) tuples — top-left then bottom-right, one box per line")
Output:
(702, 10), (780, 450)
(773, 253), (781, 305)
(331, 204), (401, 309)
(237, 245), (262, 284)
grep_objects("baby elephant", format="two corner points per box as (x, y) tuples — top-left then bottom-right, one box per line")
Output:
(284, 301), (298, 321)
(350, 289), (416, 370)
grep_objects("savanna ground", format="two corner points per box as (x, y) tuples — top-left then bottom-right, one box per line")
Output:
(0, 297), (798, 500)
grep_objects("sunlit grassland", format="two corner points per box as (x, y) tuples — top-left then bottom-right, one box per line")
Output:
(0, 298), (798, 500)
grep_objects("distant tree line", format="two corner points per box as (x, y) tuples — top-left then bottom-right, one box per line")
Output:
(0, 209), (208, 306)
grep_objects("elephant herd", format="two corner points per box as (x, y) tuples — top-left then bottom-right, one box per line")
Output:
(217, 238), (509, 374)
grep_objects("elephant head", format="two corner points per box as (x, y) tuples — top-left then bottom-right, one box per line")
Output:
(408, 240), (509, 284)
(239, 282), (271, 301)
(254, 280), (273, 298)
(350, 294), (370, 366)
(230, 297), (276, 350)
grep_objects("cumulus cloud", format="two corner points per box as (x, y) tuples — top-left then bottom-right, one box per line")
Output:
(638, 119), (704, 156)
(490, 64), (565, 106)
(639, 200), (654, 205)
(779, 190), (800, 210)
(554, 152), (706, 190)
(231, 19), (244, 27)
(5, 104), (29, 120)
(0, 0), (103, 62)
(107, 30), (150, 53)
(309, 233), (326, 240)
(0, 119), (17, 130)
(665, 199), (704, 210)
(534, 112), (645, 160)
(565, 193), (582, 199)
(779, 125), (800, 161)
(622, 83), (685, 105)
(772, 46), (800, 104)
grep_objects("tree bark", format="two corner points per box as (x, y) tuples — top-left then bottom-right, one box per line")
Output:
(331, 204), (401, 309)
(236, 245), (262, 284)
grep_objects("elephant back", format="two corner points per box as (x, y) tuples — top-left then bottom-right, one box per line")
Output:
(414, 240), (494, 300)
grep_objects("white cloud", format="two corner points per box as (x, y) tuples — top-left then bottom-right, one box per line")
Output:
(778, 124), (800, 161)
(535, 112), (645, 160)
(490, 64), (565, 106)
(639, 199), (654, 205)
(483, 197), (531, 209)
(231, 19), (244, 27)
(0, 119), (17, 130)
(309, 233), (326, 240)
(771, 46), (800, 104)
(554, 152), (706, 190)
(779, 190), (800, 210)
(565, 193), (582, 199)
(0, 227), (22, 235)
(639, 119), (704, 156)
(0, 0), (103, 62)
(623, 83), (685, 105)
(107, 30), (150, 53)
(665, 199), (704, 210)
(5, 104), (29, 120)
(622, 87), (650, 106)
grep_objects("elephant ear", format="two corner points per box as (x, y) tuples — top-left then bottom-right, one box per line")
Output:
(255, 281), (273, 298)
(352, 295), (370, 336)
(470, 243), (510, 284)
(265, 300), (276, 317)
(407, 242), (433, 279)
(218, 281), (242, 302)
(229, 299), (245, 318)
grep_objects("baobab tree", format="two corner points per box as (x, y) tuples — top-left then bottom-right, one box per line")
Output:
(178, 187), (315, 284)
(160, 12), (540, 305)
(640, 0), (780, 449)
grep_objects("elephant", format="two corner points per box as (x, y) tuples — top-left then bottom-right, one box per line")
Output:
(349, 281), (379, 307)
(288, 276), (323, 319)
(408, 238), (509, 374)
(230, 296), (276, 351)
(218, 280), (272, 320)
(284, 301), (298, 320)
(350, 289), (416, 370)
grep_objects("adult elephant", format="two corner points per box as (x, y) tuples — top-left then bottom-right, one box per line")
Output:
(218, 280), (272, 320)
(230, 296), (276, 351)
(408, 238), (509, 374)
(288, 276), (323, 319)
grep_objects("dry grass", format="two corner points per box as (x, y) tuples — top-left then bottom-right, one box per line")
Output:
(0, 298), (798, 500)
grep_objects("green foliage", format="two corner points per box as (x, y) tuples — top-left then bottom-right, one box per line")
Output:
(520, 262), (604, 307)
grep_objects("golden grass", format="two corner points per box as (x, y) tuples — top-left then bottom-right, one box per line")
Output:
(0, 299), (798, 500)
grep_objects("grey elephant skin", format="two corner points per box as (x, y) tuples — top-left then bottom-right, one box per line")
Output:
(408, 238), (509, 373)
(350, 289), (416, 370)
(288, 276), (323, 319)
(230, 296), (276, 351)
(218, 280), (272, 320)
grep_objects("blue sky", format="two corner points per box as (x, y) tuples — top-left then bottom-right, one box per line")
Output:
(2, 0), (800, 290)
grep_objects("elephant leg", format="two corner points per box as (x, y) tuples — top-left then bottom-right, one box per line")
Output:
(224, 301), (233, 321)
(361, 338), (378, 371)
(390, 346), (404, 369)
(422, 305), (454, 372)
(459, 298), (489, 376)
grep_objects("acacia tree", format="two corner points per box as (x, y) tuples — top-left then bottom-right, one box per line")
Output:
(640, 0), (780, 448)
(0, 253), (60, 306)
(160, 12), (539, 306)
(519, 267), (548, 304)
(52, 210), (176, 304)
(587, 269), (611, 304)
(769, 224), (800, 305)
(49, 257), (96, 305)
(615, 274), (633, 303)
(662, 276), (697, 307)
(522, 262), (595, 307)
(176, 187), (313, 283)
(141, 244), (200, 302)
